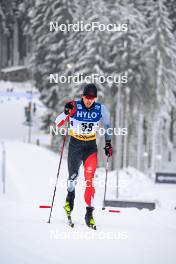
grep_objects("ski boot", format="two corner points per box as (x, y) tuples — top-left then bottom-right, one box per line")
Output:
(85, 206), (96, 230)
(64, 191), (75, 227)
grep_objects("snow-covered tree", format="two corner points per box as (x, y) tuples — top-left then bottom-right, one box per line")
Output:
(102, 0), (147, 169)
(142, 0), (176, 174)
(60, 0), (110, 100)
(166, 0), (176, 33)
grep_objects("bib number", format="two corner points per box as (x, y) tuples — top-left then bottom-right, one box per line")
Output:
(81, 122), (94, 132)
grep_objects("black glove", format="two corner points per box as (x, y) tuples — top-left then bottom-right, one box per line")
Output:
(104, 140), (113, 157)
(64, 101), (75, 116)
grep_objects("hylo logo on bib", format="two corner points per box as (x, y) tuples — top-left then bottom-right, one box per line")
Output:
(77, 111), (97, 119)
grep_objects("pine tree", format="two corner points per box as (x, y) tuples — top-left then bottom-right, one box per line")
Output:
(31, 0), (73, 109)
(142, 0), (176, 173)
(103, 0), (147, 169)
(166, 0), (176, 33)
(61, 0), (109, 100)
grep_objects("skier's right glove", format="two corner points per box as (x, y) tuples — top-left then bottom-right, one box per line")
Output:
(64, 100), (76, 116)
(104, 140), (113, 157)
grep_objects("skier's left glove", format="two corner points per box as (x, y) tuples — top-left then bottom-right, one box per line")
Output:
(104, 140), (113, 157)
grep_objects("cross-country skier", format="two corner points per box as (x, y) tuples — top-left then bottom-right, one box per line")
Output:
(55, 83), (112, 229)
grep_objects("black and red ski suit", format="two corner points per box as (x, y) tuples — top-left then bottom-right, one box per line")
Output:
(55, 99), (111, 208)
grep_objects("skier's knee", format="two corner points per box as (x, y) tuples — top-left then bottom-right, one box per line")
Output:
(67, 179), (77, 192)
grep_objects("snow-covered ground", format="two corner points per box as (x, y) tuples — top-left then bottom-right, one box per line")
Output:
(0, 142), (176, 264)
(105, 167), (176, 210)
(0, 81), (176, 264)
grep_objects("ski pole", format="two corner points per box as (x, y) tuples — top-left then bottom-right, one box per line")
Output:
(102, 156), (109, 210)
(47, 121), (69, 223)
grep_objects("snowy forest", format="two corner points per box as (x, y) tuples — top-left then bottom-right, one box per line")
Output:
(1, 0), (176, 174)
(1, 1), (176, 263)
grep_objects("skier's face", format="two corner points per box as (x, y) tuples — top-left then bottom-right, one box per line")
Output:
(82, 96), (96, 108)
